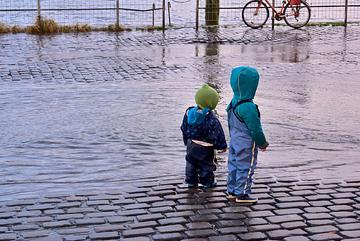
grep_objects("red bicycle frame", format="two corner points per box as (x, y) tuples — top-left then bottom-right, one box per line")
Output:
(255, 0), (288, 17)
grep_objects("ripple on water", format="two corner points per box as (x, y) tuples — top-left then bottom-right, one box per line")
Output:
(1, 27), (360, 200)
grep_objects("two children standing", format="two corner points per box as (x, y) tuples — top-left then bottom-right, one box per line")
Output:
(181, 66), (269, 204)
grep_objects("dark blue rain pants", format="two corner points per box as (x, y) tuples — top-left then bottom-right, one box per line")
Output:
(185, 140), (216, 186)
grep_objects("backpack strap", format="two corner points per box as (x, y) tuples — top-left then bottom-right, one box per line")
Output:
(230, 99), (260, 123)
(232, 99), (253, 110)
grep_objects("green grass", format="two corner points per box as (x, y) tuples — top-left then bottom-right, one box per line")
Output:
(11, 26), (23, 33)
(26, 18), (93, 34)
(0, 23), (24, 34)
(272, 21), (347, 28)
(62, 23), (92, 33)
(26, 18), (60, 34)
(0, 23), (11, 34)
(1, 18), (130, 35)
(137, 26), (165, 31)
(105, 24), (132, 32)
(306, 21), (346, 27)
(3, 18), (356, 35)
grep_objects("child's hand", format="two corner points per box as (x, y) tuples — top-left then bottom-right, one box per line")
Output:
(260, 147), (267, 152)
(259, 142), (269, 152)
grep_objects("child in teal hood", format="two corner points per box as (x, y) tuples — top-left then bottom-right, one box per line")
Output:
(226, 66), (269, 204)
(181, 84), (227, 188)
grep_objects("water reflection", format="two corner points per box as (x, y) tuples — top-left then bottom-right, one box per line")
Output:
(204, 27), (222, 92)
(0, 27), (360, 201)
(341, 28), (348, 62)
(238, 29), (311, 63)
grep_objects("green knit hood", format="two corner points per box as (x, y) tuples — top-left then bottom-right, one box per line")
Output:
(195, 84), (220, 110)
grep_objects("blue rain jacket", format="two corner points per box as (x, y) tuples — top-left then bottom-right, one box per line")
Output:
(181, 106), (227, 150)
(226, 66), (268, 148)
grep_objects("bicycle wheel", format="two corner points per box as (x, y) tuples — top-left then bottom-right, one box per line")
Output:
(242, 0), (269, 29)
(284, 0), (311, 29)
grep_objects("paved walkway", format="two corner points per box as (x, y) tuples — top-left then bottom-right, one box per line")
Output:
(1, 168), (360, 241)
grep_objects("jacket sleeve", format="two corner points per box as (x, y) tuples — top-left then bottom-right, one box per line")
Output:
(207, 116), (227, 150)
(237, 103), (268, 148)
(180, 111), (188, 146)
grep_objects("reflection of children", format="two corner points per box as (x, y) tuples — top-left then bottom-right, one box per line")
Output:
(181, 84), (227, 188)
(227, 66), (269, 204)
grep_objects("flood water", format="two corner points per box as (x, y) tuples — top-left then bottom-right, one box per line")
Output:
(0, 26), (360, 201)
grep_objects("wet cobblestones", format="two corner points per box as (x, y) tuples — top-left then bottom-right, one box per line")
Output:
(0, 173), (359, 240)
(1, 26), (360, 84)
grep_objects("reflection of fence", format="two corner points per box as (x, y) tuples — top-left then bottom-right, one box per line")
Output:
(0, 0), (360, 30)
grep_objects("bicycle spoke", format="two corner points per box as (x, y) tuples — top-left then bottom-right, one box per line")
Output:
(284, 0), (311, 28)
(242, 1), (269, 29)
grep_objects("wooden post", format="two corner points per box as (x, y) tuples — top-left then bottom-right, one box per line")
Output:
(344, 0), (348, 27)
(196, 0), (199, 31)
(168, 2), (172, 26)
(37, 0), (41, 22)
(152, 3), (155, 27)
(271, 0), (275, 30)
(116, 0), (120, 30)
(205, 0), (219, 26)
(162, 0), (166, 32)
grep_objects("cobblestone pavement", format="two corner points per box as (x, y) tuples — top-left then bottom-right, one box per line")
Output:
(0, 169), (360, 241)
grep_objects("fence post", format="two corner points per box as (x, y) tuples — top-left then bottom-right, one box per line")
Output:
(196, 0), (199, 31)
(152, 3), (155, 27)
(271, 0), (275, 30)
(116, 0), (120, 30)
(162, 0), (166, 32)
(344, 0), (348, 27)
(205, 0), (219, 25)
(168, 2), (172, 26)
(37, 0), (41, 22)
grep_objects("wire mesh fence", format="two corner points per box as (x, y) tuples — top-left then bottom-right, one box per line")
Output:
(198, 0), (242, 26)
(0, 0), (359, 30)
(196, 0), (360, 28)
(308, 0), (359, 22)
(0, 1), (37, 27)
(0, 0), (166, 28)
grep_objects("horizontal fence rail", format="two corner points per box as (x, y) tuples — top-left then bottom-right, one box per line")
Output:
(195, 0), (360, 28)
(0, 0), (360, 31)
(0, 8), (162, 12)
(0, 0), (167, 28)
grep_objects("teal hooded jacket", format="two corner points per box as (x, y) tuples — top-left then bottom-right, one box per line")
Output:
(227, 66), (268, 149)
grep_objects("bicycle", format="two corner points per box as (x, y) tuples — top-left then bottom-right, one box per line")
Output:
(242, 0), (311, 29)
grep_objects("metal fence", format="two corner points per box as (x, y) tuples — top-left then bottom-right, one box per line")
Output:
(0, 0), (359, 30)
(196, 0), (360, 28)
(309, 0), (360, 21)
(0, 0), (166, 28)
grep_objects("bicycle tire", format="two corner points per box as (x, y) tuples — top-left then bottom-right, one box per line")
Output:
(242, 0), (269, 29)
(284, 0), (311, 29)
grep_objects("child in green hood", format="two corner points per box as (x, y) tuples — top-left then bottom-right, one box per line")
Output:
(181, 84), (227, 188)
(227, 66), (269, 204)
